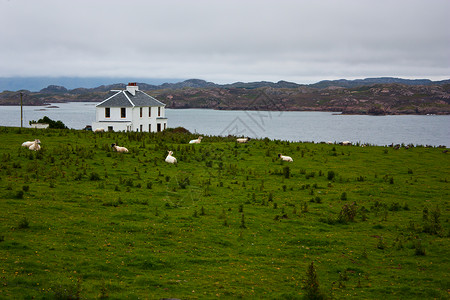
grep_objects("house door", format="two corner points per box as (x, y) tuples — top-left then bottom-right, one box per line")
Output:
(157, 123), (161, 132)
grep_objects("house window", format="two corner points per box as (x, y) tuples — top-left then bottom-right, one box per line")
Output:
(158, 107), (161, 117)
(108, 126), (113, 132)
(105, 107), (110, 118)
(149, 107), (151, 117)
(149, 124), (151, 132)
(164, 123), (166, 130)
(140, 125), (143, 132)
(121, 108), (126, 118)
(140, 107), (143, 118)
(157, 123), (161, 132)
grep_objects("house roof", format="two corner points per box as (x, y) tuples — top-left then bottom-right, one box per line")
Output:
(96, 90), (165, 108)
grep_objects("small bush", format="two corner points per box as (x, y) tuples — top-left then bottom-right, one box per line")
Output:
(283, 166), (290, 179)
(337, 202), (357, 223)
(327, 170), (336, 181)
(303, 262), (326, 300)
(18, 217), (29, 229)
(414, 240), (426, 256)
(89, 172), (101, 181)
(15, 190), (24, 199)
(377, 236), (386, 250)
(240, 214), (246, 229)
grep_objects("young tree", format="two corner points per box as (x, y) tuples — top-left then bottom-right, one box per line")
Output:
(303, 262), (326, 299)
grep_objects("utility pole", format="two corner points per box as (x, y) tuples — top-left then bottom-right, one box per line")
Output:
(20, 92), (23, 129)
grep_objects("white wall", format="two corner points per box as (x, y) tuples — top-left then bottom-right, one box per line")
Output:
(93, 106), (167, 132)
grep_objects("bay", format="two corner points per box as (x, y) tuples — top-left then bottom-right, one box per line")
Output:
(0, 102), (448, 147)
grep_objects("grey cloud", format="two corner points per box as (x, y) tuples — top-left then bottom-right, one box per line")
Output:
(0, 0), (449, 83)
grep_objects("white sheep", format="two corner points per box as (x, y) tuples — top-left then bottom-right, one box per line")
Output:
(111, 143), (129, 153)
(28, 140), (41, 151)
(340, 141), (352, 146)
(189, 136), (203, 144)
(278, 153), (293, 162)
(165, 151), (177, 164)
(22, 139), (40, 148)
(94, 128), (105, 133)
(236, 137), (251, 143)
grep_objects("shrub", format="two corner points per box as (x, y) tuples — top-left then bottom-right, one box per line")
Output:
(389, 202), (401, 211)
(303, 262), (326, 300)
(15, 190), (24, 199)
(337, 202), (357, 223)
(18, 217), (29, 229)
(340, 192), (347, 201)
(423, 206), (443, 235)
(377, 236), (386, 250)
(89, 172), (101, 181)
(414, 239), (426, 256)
(283, 166), (290, 178)
(30, 116), (67, 129)
(301, 201), (309, 213)
(327, 170), (336, 181)
(240, 214), (246, 229)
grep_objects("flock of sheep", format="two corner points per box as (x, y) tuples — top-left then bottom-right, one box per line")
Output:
(21, 135), (295, 165)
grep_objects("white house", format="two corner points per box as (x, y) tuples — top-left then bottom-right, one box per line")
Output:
(92, 83), (167, 132)
(30, 123), (49, 129)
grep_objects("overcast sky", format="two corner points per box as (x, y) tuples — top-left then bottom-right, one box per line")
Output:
(1, 0), (449, 84)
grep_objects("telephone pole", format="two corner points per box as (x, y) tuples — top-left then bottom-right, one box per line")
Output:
(20, 92), (23, 129)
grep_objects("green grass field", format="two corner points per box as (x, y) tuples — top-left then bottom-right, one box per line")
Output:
(0, 127), (448, 299)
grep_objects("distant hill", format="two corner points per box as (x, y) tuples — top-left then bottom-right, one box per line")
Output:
(1, 76), (450, 92)
(310, 77), (450, 89)
(1, 77), (449, 115)
(0, 77), (185, 92)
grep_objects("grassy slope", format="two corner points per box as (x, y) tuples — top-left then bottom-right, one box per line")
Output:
(0, 127), (448, 299)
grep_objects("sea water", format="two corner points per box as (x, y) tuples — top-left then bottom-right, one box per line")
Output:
(0, 102), (448, 147)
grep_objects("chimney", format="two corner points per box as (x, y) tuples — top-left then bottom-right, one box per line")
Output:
(126, 82), (138, 96)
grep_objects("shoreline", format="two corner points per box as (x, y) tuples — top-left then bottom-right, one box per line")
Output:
(1, 102), (449, 116)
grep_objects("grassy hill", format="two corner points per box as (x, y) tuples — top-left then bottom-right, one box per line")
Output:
(0, 127), (449, 299)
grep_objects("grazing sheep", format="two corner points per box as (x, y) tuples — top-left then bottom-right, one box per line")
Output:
(189, 136), (203, 144)
(278, 153), (293, 162)
(28, 140), (41, 151)
(94, 128), (105, 133)
(22, 139), (40, 148)
(236, 137), (251, 143)
(165, 151), (177, 164)
(111, 143), (129, 153)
